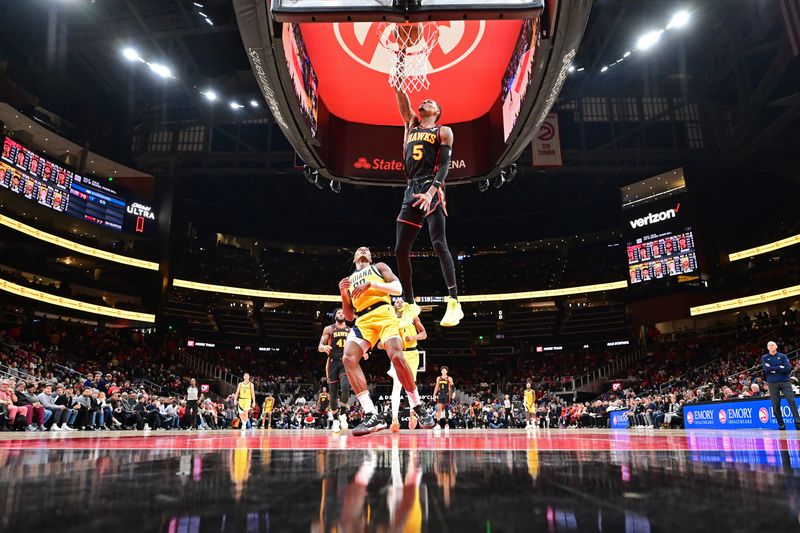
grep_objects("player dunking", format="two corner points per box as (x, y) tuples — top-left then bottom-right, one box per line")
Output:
(394, 83), (464, 329)
(433, 366), (454, 431)
(338, 246), (435, 436)
(318, 308), (352, 433)
(386, 297), (427, 433)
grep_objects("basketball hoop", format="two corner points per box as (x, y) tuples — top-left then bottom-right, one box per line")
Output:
(376, 22), (439, 93)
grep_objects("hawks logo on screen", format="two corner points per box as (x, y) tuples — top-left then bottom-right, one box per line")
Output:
(333, 21), (486, 74)
(718, 410), (727, 424)
(686, 411), (694, 425)
(759, 407), (770, 423)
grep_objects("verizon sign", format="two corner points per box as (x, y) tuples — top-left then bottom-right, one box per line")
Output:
(629, 203), (681, 229)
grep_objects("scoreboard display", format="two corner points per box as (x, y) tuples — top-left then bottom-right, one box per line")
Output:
(627, 228), (698, 284)
(0, 136), (156, 237)
(1, 137), (73, 212)
(67, 176), (126, 231)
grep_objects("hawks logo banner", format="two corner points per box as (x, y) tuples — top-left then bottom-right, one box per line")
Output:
(333, 21), (486, 75)
(532, 113), (562, 167)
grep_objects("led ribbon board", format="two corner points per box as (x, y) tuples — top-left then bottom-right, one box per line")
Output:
(728, 234), (800, 262)
(173, 278), (628, 303)
(0, 213), (159, 270)
(690, 284), (800, 316)
(0, 278), (156, 322)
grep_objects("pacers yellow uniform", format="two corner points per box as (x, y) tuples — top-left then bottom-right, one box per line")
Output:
(238, 382), (253, 411)
(347, 264), (401, 348)
(524, 389), (536, 414)
(400, 321), (420, 381)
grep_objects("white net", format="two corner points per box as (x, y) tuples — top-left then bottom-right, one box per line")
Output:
(376, 22), (439, 93)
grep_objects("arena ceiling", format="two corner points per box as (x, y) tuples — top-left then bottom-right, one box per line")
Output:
(0, 0), (797, 240)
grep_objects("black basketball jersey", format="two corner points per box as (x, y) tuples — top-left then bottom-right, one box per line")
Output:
(404, 124), (441, 182)
(330, 325), (349, 359)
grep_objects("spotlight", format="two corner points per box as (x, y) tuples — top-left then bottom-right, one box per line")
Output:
(148, 62), (173, 78)
(303, 166), (318, 184)
(314, 176), (325, 190)
(122, 47), (143, 62)
(201, 90), (218, 102)
(636, 30), (662, 51)
(568, 65), (576, 73)
(330, 180), (341, 194)
(205, 17), (214, 25)
(600, 66), (609, 73)
(229, 102), (244, 110)
(478, 179), (490, 192)
(506, 163), (518, 183)
(667, 10), (690, 30)
(250, 99), (260, 108)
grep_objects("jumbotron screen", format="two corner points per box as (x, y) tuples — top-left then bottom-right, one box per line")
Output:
(1, 137), (73, 211)
(1, 136), (156, 236)
(627, 228), (698, 284)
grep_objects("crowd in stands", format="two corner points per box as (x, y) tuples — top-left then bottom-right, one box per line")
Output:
(177, 238), (625, 297)
(180, 243), (265, 290)
(2, 310), (799, 432)
(595, 318), (800, 429)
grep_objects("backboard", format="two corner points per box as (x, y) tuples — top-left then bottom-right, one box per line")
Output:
(271, 0), (546, 23)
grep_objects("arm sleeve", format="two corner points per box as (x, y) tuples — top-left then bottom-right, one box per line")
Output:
(432, 145), (452, 189)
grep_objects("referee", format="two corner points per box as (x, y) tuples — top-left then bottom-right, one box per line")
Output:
(762, 341), (800, 430)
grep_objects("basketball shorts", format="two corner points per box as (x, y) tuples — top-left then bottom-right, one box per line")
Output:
(238, 399), (253, 412)
(525, 403), (536, 414)
(347, 304), (401, 350)
(326, 357), (347, 385)
(397, 179), (447, 229)
(437, 393), (449, 405)
(387, 348), (420, 381)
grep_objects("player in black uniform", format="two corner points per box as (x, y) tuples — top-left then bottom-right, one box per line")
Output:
(318, 308), (352, 432)
(433, 366), (454, 431)
(394, 84), (464, 329)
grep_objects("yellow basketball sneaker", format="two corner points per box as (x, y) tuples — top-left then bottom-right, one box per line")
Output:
(440, 297), (464, 327)
(398, 301), (421, 329)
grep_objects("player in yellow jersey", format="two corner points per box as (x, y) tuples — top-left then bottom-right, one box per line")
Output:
(338, 246), (435, 436)
(524, 382), (537, 429)
(387, 297), (427, 433)
(235, 373), (255, 433)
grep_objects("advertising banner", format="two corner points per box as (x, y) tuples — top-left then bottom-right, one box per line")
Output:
(610, 409), (630, 429)
(531, 113), (563, 167)
(684, 398), (800, 430)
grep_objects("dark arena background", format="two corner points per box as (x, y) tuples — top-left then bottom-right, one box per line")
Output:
(1, 0), (800, 531)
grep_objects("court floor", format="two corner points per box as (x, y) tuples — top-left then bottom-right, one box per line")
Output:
(2, 429), (800, 532)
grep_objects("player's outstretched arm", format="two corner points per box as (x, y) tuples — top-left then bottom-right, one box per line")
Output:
(318, 325), (333, 354)
(395, 85), (416, 125)
(373, 263), (403, 296)
(338, 278), (356, 322)
(395, 85), (419, 142)
(412, 316), (427, 341)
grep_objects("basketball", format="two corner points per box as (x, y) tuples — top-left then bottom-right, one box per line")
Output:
(395, 23), (422, 50)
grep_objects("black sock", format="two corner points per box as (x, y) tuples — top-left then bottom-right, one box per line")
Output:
(448, 286), (457, 299)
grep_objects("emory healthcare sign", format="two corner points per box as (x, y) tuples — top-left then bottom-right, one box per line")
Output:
(684, 398), (800, 430)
